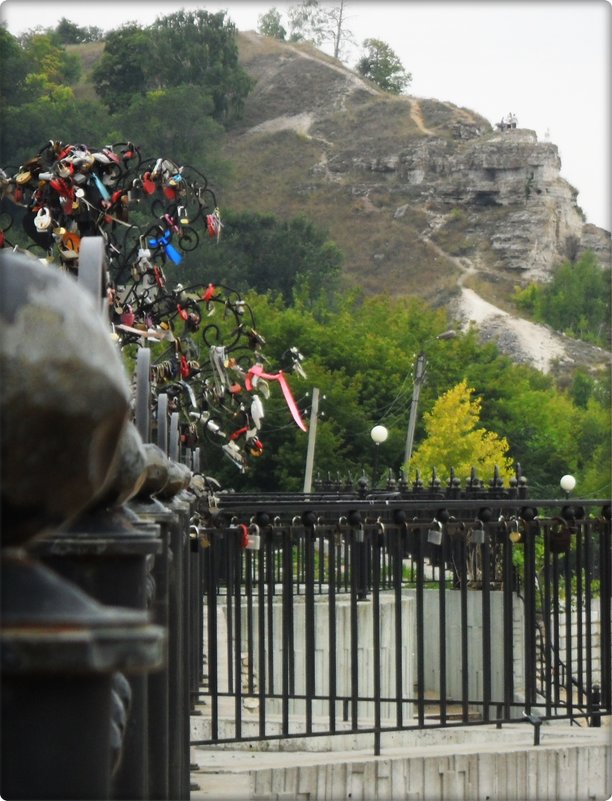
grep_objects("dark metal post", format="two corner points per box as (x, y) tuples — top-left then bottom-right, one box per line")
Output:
(32, 423), (163, 801)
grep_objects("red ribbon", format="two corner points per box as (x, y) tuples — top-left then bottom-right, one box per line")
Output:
(245, 364), (306, 431)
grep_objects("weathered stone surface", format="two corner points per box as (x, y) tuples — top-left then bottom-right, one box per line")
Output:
(0, 250), (131, 545)
(137, 443), (170, 498)
(157, 460), (192, 500)
(87, 421), (147, 510)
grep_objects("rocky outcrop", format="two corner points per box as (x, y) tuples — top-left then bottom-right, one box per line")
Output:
(231, 33), (610, 284)
(578, 223), (611, 267)
(345, 126), (608, 282)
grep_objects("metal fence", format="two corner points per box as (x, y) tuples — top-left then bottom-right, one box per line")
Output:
(190, 491), (611, 755)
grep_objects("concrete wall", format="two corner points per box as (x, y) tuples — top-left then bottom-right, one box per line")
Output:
(407, 589), (525, 712)
(211, 587), (603, 726)
(238, 594), (414, 721)
(554, 600), (602, 685)
(191, 725), (612, 801)
(247, 734), (611, 801)
(229, 589), (526, 719)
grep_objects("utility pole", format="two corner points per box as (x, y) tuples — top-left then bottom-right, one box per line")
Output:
(403, 331), (456, 470)
(303, 387), (320, 493)
(403, 353), (426, 468)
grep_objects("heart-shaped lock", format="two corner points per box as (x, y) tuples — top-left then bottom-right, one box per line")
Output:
(142, 171), (156, 194)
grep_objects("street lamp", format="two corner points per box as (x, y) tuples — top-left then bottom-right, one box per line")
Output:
(403, 330), (456, 468)
(560, 474), (576, 498)
(370, 425), (388, 488)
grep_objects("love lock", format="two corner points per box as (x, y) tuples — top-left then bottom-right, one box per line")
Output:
(470, 521), (486, 545)
(549, 518), (572, 553)
(427, 519), (443, 545)
(250, 395), (264, 430)
(246, 523), (261, 551)
(222, 440), (245, 471)
(34, 207), (52, 231)
(509, 518), (522, 544)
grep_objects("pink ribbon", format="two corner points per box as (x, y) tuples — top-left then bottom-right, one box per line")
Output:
(246, 365), (307, 432)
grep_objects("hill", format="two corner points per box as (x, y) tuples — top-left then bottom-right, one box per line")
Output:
(65, 32), (612, 373)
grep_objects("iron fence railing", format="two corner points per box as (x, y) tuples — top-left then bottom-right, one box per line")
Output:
(191, 496), (610, 755)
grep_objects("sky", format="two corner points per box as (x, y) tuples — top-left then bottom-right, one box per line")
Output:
(1, 0), (610, 232)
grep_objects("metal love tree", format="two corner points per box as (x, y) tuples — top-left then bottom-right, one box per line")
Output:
(0, 140), (308, 473)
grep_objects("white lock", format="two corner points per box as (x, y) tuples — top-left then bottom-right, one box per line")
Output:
(246, 523), (261, 550)
(34, 207), (52, 230)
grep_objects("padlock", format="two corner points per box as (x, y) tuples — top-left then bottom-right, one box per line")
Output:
(34, 207), (52, 231)
(246, 523), (261, 550)
(509, 519), (522, 543)
(427, 519), (443, 545)
(470, 521), (486, 544)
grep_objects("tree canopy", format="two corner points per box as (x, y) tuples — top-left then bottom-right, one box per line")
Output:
(203, 292), (610, 498)
(409, 379), (515, 485)
(54, 17), (104, 44)
(257, 8), (287, 40)
(356, 38), (412, 94)
(91, 11), (253, 126)
(514, 251), (611, 348)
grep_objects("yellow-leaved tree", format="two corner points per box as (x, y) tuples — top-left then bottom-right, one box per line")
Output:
(409, 379), (514, 485)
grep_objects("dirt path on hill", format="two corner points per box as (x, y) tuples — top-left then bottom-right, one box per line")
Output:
(421, 232), (570, 373)
(409, 99), (435, 135)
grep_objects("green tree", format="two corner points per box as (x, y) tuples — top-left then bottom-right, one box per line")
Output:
(146, 10), (253, 125)
(410, 379), (515, 485)
(0, 28), (31, 110)
(289, 0), (330, 44)
(2, 95), (106, 170)
(258, 8), (287, 40)
(169, 210), (343, 304)
(0, 28), (101, 164)
(209, 291), (452, 490)
(514, 251), (611, 347)
(112, 86), (224, 168)
(54, 18), (104, 44)
(356, 38), (412, 94)
(91, 23), (151, 114)
(18, 30), (81, 86)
